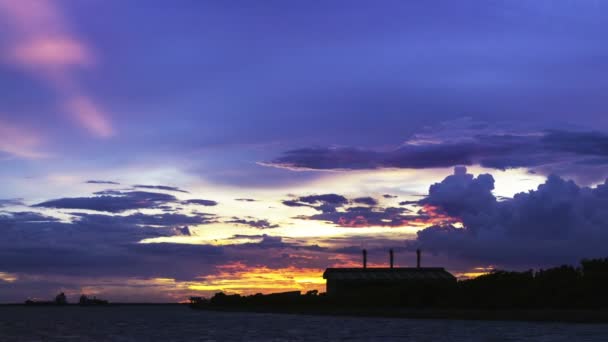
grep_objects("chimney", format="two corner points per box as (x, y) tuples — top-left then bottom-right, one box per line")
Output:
(416, 248), (421, 268)
(389, 249), (394, 269)
(362, 249), (367, 269)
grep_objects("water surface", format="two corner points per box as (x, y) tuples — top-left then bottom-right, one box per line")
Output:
(1, 305), (607, 341)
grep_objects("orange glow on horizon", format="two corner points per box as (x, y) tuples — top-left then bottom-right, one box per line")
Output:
(455, 266), (496, 279)
(188, 262), (326, 295)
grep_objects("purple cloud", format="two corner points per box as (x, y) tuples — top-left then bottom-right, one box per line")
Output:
(0, 199), (24, 208)
(133, 185), (190, 193)
(410, 167), (608, 268)
(33, 191), (178, 213)
(182, 199), (218, 206)
(352, 196), (378, 206)
(267, 130), (608, 185)
(85, 180), (120, 185)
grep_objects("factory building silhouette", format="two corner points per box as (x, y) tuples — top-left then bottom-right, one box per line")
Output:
(323, 249), (456, 303)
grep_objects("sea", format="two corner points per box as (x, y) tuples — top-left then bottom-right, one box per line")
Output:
(1, 305), (608, 341)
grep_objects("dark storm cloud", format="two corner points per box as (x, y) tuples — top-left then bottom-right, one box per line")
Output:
(182, 199), (219, 206)
(0, 212), (59, 223)
(132, 185), (190, 193)
(0, 209), (329, 282)
(33, 191), (178, 213)
(72, 212), (216, 227)
(267, 130), (608, 184)
(300, 206), (441, 228)
(352, 196), (378, 206)
(383, 194), (398, 199)
(225, 217), (279, 229)
(298, 194), (349, 205)
(282, 200), (310, 208)
(281, 192), (449, 228)
(282, 193), (349, 214)
(0, 210), (223, 280)
(235, 198), (257, 202)
(409, 167), (608, 268)
(85, 180), (120, 185)
(0, 211), (177, 251)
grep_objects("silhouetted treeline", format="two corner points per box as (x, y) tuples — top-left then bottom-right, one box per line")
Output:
(193, 258), (608, 310)
(79, 295), (109, 306)
(192, 290), (326, 308)
(456, 258), (608, 309)
(25, 293), (109, 306)
(25, 292), (68, 306)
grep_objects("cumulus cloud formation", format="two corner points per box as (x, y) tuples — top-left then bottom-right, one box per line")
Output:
(411, 167), (608, 268)
(420, 166), (496, 218)
(33, 191), (178, 213)
(267, 126), (608, 184)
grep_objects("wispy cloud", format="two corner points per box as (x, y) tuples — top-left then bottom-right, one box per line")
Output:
(0, 0), (113, 138)
(65, 96), (113, 138)
(0, 118), (48, 159)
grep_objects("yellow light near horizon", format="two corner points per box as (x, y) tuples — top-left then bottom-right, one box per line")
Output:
(187, 263), (325, 295)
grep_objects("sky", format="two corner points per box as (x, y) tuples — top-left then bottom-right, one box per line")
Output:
(1, 0), (608, 302)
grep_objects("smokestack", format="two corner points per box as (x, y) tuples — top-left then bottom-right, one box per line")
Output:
(362, 249), (367, 269)
(416, 249), (421, 268)
(389, 249), (394, 269)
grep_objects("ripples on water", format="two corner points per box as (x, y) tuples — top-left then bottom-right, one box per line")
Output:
(1, 306), (608, 341)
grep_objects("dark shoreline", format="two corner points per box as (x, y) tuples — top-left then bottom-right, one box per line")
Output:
(0, 303), (186, 306)
(3, 303), (608, 323)
(190, 305), (608, 324)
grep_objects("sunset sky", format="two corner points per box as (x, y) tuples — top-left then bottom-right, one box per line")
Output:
(2, 1), (608, 302)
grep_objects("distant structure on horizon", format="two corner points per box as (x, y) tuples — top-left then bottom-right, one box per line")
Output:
(323, 249), (456, 301)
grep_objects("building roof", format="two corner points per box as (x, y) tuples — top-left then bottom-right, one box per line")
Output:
(323, 267), (456, 281)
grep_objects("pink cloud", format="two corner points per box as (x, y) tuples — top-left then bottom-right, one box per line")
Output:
(0, 0), (112, 138)
(0, 118), (48, 159)
(66, 96), (113, 138)
(11, 37), (95, 68)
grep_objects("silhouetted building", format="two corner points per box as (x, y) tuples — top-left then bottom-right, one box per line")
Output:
(323, 250), (456, 303)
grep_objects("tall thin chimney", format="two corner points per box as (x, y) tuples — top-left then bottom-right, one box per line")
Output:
(362, 249), (367, 269)
(389, 249), (394, 269)
(416, 248), (421, 268)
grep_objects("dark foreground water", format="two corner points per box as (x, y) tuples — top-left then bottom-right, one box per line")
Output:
(1, 306), (608, 341)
